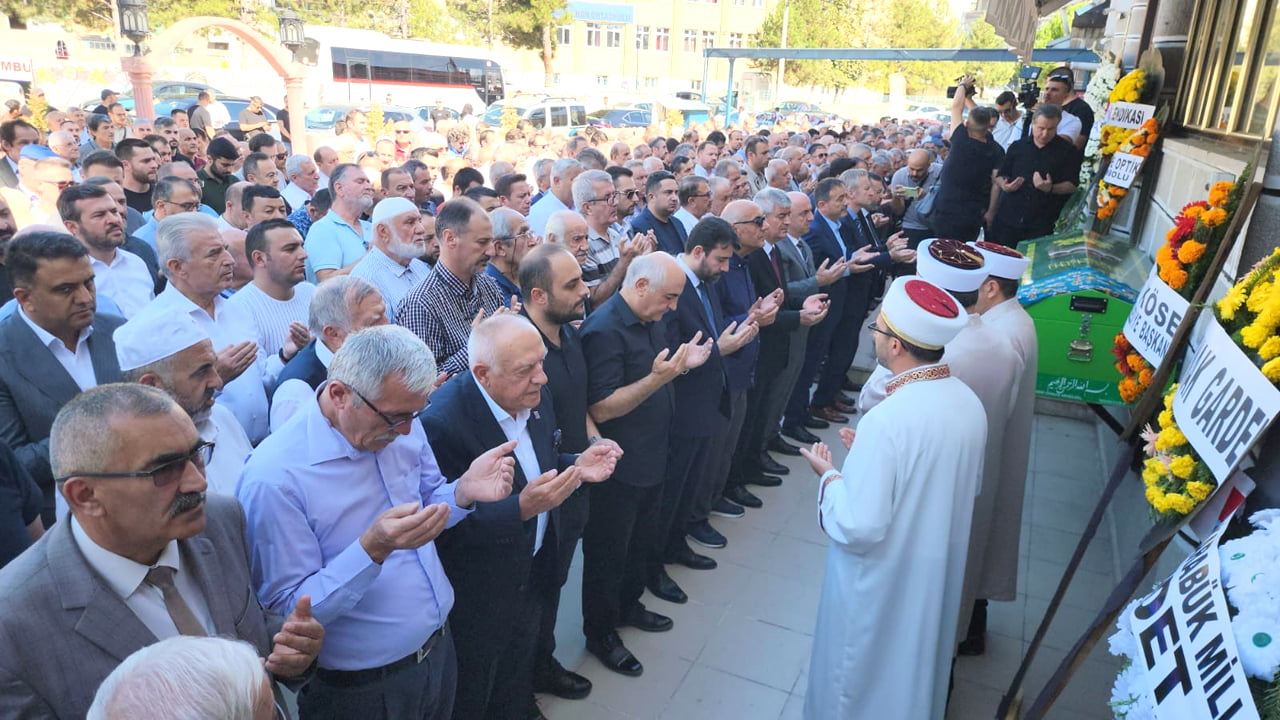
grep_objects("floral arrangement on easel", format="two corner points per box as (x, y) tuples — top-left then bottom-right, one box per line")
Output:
(1111, 167), (1250, 409)
(1138, 384), (1214, 519)
(1092, 51), (1164, 230)
(1109, 510), (1280, 720)
(1217, 246), (1280, 383)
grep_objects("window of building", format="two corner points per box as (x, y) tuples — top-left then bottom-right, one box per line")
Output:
(586, 22), (602, 47)
(606, 24), (622, 48)
(1179, 0), (1280, 138)
(728, 32), (744, 48)
(636, 25), (650, 50)
(597, 75), (610, 86)
(644, 77), (658, 89)
(683, 29), (698, 52)
(701, 31), (717, 50)
(655, 27), (671, 51)
(557, 25), (571, 45)
(691, 80), (703, 91)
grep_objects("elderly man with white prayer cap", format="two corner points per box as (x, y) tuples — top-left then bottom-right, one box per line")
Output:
(349, 197), (431, 323)
(798, 275), (987, 720)
(114, 309), (252, 495)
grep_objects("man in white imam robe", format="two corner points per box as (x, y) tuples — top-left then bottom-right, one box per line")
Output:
(805, 367), (986, 720)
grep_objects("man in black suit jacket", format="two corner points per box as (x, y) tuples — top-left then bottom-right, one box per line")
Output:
(737, 189), (828, 486)
(651, 222), (757, 599)
(0, 231), (125, 525)
(0, 119), (39, 190)
(420, 314), (619, 720)
(0, 384), (323, 719)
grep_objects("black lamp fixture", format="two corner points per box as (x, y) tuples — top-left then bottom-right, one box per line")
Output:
(118, 0), (150, 56)
(279, 9), (305, 53)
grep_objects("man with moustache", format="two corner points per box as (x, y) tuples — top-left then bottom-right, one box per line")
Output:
(575, 170), (653, 309)
(518, 243), (607, 702)
(397, 198), (508, 376)
(227, 219), (315, 367)
(305, 164), (375, 283)
(0, 383), (323, 719)
(135, 213), (272, 444)
(59, 184), (154, 318)
(0, 231), (125, 525)
(627, 171), (685, 256)
(351, 197), (432, 323)
(198, 137), (241, 213)
(485, 207), (540, 304)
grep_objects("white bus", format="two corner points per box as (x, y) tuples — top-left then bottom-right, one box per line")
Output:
(300, 26), (505, 113)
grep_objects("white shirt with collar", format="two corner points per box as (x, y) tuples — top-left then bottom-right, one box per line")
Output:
(199, 402), (254, 496)
(269, 341), (335, 433)
(70, 517), (215, 639)
(281, 181), (311, 212)
(693, 164), (711, 179)
(475, 380), (546, 555)
(18, 306), (96, 390)
(89, 248), (154, 318)
(673, 206), (702, 236)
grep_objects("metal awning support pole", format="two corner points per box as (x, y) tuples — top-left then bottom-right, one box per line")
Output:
(725, 57), (735, 125)
(701, 52), (709, 107)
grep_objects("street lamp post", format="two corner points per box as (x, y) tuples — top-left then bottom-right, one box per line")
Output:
(118, 0), (156, 121)
(278, 8), (309, 155)
(118, 0), (149, 56)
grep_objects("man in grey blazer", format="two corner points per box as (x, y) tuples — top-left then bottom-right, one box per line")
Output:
(0, 231), (125, 525)
(764, 191), (847, 456)
(0, 119), (40, 190)
(0, 384), (323, 719)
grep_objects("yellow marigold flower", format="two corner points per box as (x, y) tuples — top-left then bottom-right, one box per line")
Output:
(1159, 409), (1174, 427)
(1145, 485), (1165, 508)
(1260, 336), (1280, 361)
(1186, 481), (1214, 501)
(1263, 357), (1280, 383)
(1202, 208), (1228, 227)
(1156, 425), (1187, 450)
(1178, 240), (1206, 264)
(1144, 457), (1165, 474)
(1164, 385), (1177, 410)
(1247, 282), (1272, 312)
(1218, 285), (1247, 320)
(1143, 468), (1159, 486)
(1168, 494), (1197, 515)
(1209, 181), (1234, 208)
(1169, 455), (1197, 479)
(1241, 323), (1270, 349)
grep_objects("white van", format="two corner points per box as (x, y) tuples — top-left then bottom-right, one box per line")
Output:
(482, 96), (588, 133)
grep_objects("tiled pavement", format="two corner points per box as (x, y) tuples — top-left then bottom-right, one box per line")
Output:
(541, 411), (1127, 720)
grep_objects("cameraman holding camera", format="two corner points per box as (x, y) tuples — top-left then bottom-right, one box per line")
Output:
(927, 75), (1004, 243)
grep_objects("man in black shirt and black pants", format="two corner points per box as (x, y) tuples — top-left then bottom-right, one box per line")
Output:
(931, 76), (1005, 243)
(988, 104), (1082, 248)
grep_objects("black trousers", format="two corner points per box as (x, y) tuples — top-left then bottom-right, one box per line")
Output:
(783, 297), (846, 427)
(730, 344), (789, 485)
(930, 209), (984, 243)
(582, 480), (663, 639)
(298, 626), (457, 720)
(652, 433), (714, 571)
(534, 488), (590, 681)
(812, 287), (872, 408)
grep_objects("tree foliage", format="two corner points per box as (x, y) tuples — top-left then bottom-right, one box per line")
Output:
(451, 0), (569, 82)
(2, 0), (114, 31)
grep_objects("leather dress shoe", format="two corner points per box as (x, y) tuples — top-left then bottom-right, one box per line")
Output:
(830, 400), (857, 414)
(667, 543), (717, 570)
(724, 485), (763, 508)
(586, 631), (643, 676)
(533, 658), (592, 699)
(802, 415), (830, 429)
(709, 499), (744, 519)
(646, 570), (687, 604)
(843, 379), (864, 392)
(782, 424), (820, 444)
(836, 392), (856, 405)
(810, 405), (850, 423)
(745, 474), (782, 488)
(526, 703), (548, 720)
(758, 454), (790, 475)
(768, 437), (802, 456)
(689, 519), (730, 546)
(623, 604), (674, 632)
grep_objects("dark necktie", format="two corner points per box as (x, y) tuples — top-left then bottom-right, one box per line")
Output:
(769, 247), (784, 284)
(145, 566), (207, 637)
(861, 212), (884, 251)
(696, 283), (717, 333)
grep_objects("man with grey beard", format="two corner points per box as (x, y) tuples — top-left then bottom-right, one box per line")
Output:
(350, 197), (432, 323)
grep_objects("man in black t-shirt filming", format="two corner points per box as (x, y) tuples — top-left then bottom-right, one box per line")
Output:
(930, 75), (1004, 243)
(988, 104), (1082, 248)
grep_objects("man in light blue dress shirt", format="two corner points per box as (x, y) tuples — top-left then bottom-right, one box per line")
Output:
(236, 325), (517, 720)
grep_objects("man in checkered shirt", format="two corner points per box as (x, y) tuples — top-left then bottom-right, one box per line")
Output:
(396, 197), (506, 375)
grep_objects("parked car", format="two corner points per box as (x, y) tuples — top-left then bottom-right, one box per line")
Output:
(304, 104), (429, 134)
(482, 97), (588, 133)
(219, 98), (283, 141)
(587, 108), (651, 128)
(81, 81), (220, 117)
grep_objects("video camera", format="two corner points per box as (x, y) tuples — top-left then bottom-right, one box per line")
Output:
(946, 76), (977, 100)
(1016, 65), (1042, 109)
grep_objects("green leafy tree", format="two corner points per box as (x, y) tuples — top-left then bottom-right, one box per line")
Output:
(961, 20), (1025, 98)
(2, 0), (114, 31)
(752, 0), (871, 92)
(452, 0), (569, 85)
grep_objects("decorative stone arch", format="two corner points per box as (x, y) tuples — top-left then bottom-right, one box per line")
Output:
(122, 15), (309, 153)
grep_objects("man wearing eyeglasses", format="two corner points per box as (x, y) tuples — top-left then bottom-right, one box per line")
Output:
(7, 155), (75, 231)
(991, 91), (1023, 151)
(672, 175), (711, 236)
(0, 382), (323, 719)
(239, 325), (517, 720)
(485, 207), (540, 305)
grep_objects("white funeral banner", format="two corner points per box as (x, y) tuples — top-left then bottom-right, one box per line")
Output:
(1104, 102), (1157, 130)
(1128, 522), (1259, 720)
(1124, 266), (1190, 367)
(1104, 152), (1145, 189)
(1174, 314), (1280, 481)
